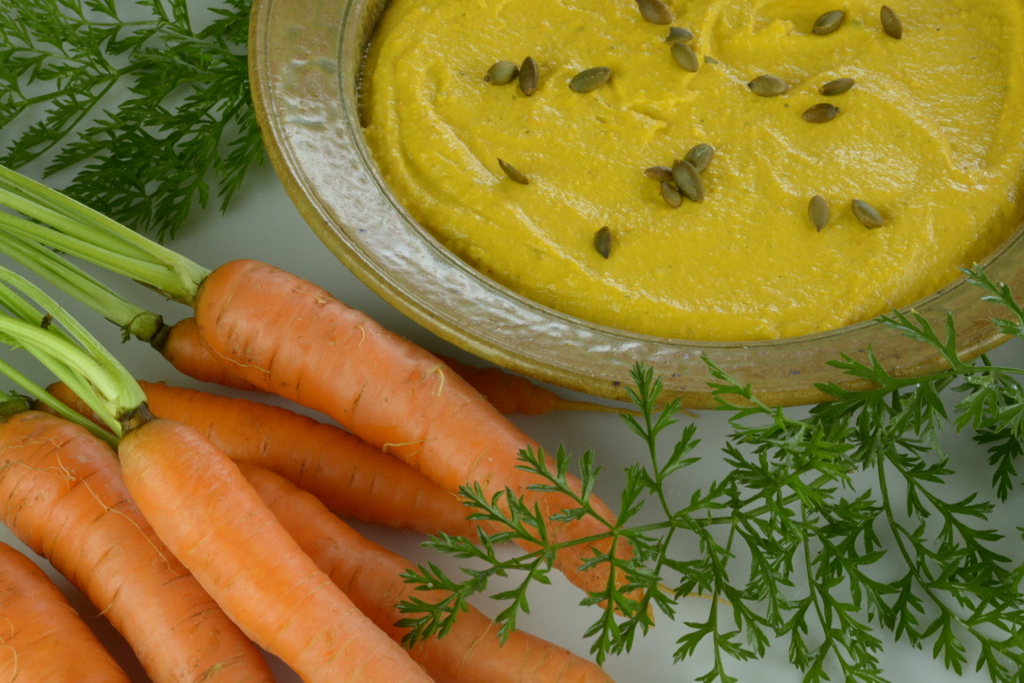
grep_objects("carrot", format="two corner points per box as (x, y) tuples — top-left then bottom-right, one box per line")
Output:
(156, 316), (622, 417)
(0, 228), (616, 420)
(117, 414), (434, 683)
(154, 317), (261, 392)
(0, 409), (275, 683)
(0, 167), (633, 602)
(0, 540), (130, 682)
(192, 259), (630, 597)
(436, 354), (630, 416)
(44, 379), (480, 538)
(239, 462), (616, 683)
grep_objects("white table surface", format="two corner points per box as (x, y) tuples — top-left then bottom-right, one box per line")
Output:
(2, 5), (1022, 679)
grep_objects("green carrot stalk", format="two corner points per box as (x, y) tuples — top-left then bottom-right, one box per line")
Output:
(0, 164), (209, 305)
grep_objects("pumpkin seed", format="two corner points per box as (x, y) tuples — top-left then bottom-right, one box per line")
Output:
(748, 74), (789, 97)
(852, 199), (884, 228)
(819, 77), (855, 96)
(594, 226), (613, 258)
(636, 0), (672, 25)
(569, 67), (612, 93)
(671, 41), (699, 72)
(812, 10), (845, 35)
(485, 61), (519, 85)
(666, 26), (694, 42)
(519, 56), (538, 96)
(660, 181), (684, 208)
(808, 195), (830, 231)
(802, 102), (840, 123)
(644, 165), (673, 181)
(498, 158), (529, 184)
(671, 158), (704, 202)
(684, 143), (715, 173)
(881, 5), (903, 39)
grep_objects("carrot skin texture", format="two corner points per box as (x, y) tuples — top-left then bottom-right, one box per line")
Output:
(161, 316), (616, 416)
(0, 411), (275, 683)
(193, 259), (629, 597)
(436, 355), (626, 416)
(117, 417), (434, 683)
(44, 380), (479, 538)
(241, 463), (616, 683)
(159, 317), (261, 392)
(0, 541), (130, 683)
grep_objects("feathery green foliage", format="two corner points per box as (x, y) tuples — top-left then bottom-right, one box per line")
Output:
(399, 266), (1024, 682)
(0, 0), (262, 240)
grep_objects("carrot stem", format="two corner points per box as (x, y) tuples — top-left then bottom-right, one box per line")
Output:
(0, 360), (116, 446)
(0, 165), (209, 305)
(0, 186), (155, 263)
(0, 268), (145, 434)
(0, 208), (177, 291)
(0, 229), (165, 342)
(0, 393), (31, 420)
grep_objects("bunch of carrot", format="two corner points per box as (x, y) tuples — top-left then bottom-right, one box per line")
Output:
(0, 166), (630, 681)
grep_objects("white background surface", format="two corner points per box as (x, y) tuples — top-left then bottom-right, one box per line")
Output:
(2, 2), (1022, 681)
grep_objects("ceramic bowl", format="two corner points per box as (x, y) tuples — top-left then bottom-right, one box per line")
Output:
(248, 0), (1023, 408)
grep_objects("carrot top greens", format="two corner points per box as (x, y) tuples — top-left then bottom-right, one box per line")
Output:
(0, 164), (209, 305)
(0, 0), (262, 241)
(0, 266), (145, 443)
(399, 268), (1024, 683)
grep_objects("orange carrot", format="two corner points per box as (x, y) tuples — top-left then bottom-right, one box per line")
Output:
(437, 354), (629, 416)
(43, 380), (480, 539)
(0, 410), (275, 683)
(239, 462), (616, 683)
(154, 317), (261, 392)
(117, 414), (434, 683)
(192, 259), (630, 598)
(0, 541), (130, 682)
(157, 316), (621, 416)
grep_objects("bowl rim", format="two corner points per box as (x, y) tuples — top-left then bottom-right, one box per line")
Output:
(248, 0), (1022, 408)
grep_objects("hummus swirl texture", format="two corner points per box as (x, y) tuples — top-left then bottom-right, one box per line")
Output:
(361, 0), (1024, 341)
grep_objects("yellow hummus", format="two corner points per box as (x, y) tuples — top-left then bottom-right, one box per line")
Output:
(360, 0), (1024, 341)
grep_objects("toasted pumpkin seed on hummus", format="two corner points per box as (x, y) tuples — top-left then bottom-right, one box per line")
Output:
(360, 0), (1024, 342)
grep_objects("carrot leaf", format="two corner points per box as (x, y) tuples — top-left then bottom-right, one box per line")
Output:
(1, 0), (263, 241)
(399, 279), (1024, 681)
